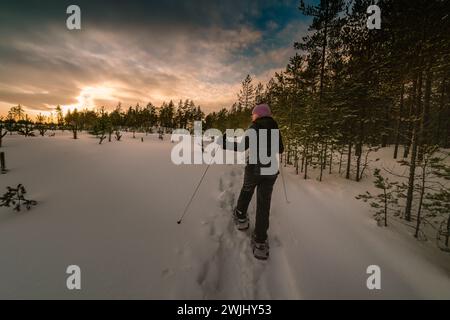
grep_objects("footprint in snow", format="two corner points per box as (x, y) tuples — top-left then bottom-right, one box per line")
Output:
(161, 268), (173, 278)
(219, 177), (225, 192)
(272, 235), (282, 248)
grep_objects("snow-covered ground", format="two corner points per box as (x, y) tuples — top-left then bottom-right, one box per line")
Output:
(0, 132), (449, 299)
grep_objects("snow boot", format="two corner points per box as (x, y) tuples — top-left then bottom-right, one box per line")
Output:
(233, 209), (249, 231)
(251, 234), (269, 260)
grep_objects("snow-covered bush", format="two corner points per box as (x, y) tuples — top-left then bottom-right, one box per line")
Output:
(0, 184), (37, 212)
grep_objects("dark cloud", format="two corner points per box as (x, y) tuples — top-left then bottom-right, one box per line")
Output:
(0, 0), (310, 115)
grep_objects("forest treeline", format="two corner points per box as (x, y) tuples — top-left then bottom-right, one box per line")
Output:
(252, 0), (449, 247)
(0, 100), (205, 143)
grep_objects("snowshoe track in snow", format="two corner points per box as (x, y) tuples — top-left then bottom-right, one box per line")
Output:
(196, 167), (301, 299)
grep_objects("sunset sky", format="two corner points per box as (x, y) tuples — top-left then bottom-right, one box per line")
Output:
(0, 0), (312, 117)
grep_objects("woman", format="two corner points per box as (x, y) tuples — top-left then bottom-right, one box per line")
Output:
(220, 104), (284, 260)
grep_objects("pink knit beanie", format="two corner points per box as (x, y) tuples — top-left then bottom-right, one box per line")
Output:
(252, 104), (272, 119)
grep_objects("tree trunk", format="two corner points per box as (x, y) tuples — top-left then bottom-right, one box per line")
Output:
(445, 215), (450, 247)
(355, 100), (365, 182)
(346, 142), (352, 180)
(301, 149), (305, 173)
(0, 151), (6, 173)
(318, 0), (329, 105)
(404, 80), (417, 158)
(418, 65), (432, 160)
(319, 143), (325, 182)
(286, 140), (290, 165)
(329, 145), (333, 174)
(384, 188), (388, 227)
(394, 83), (405, 159)
(405, 72), (423, 222)
(405, 128), (418, 222)
(304, 145), (309, 180)
(414, 163), (427, 238)
(435, 77), (446, 146)
(356, 147), (362, 182)
(381, 103), (390, 148)
(322, 141), (328, 171)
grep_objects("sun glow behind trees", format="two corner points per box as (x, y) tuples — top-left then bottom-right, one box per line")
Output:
(61, 86), (116, 114)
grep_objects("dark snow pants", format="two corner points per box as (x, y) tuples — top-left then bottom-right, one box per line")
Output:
(236, 165), (278, 242)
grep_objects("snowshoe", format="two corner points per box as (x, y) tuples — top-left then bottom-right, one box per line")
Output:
(233, 209), (249, 231)
(251, 234), (269, 260)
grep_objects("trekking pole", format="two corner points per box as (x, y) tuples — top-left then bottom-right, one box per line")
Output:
(279, 158), (290, 204)
(177, 144), (220, 224)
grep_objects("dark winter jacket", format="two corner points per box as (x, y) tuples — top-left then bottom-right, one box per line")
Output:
(222, 116), (284, 175)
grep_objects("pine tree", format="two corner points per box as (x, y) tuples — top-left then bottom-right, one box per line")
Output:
(110, 104), (124, 140)
(255, 82), (265, 104)
(237, 75), (255, 110)
(126, 105), (139, 138)
(8, 105), (25, 121)
(158, 101), (175, 130)
(65, 109), (82, 139)
(36, 113), (48, 137)
(90, 108), (110, 144)
(422, 149), (450, 244)
(55, 105), (64, 130)
(356, 169), (400, 227)
(17, 115), (35, 137)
